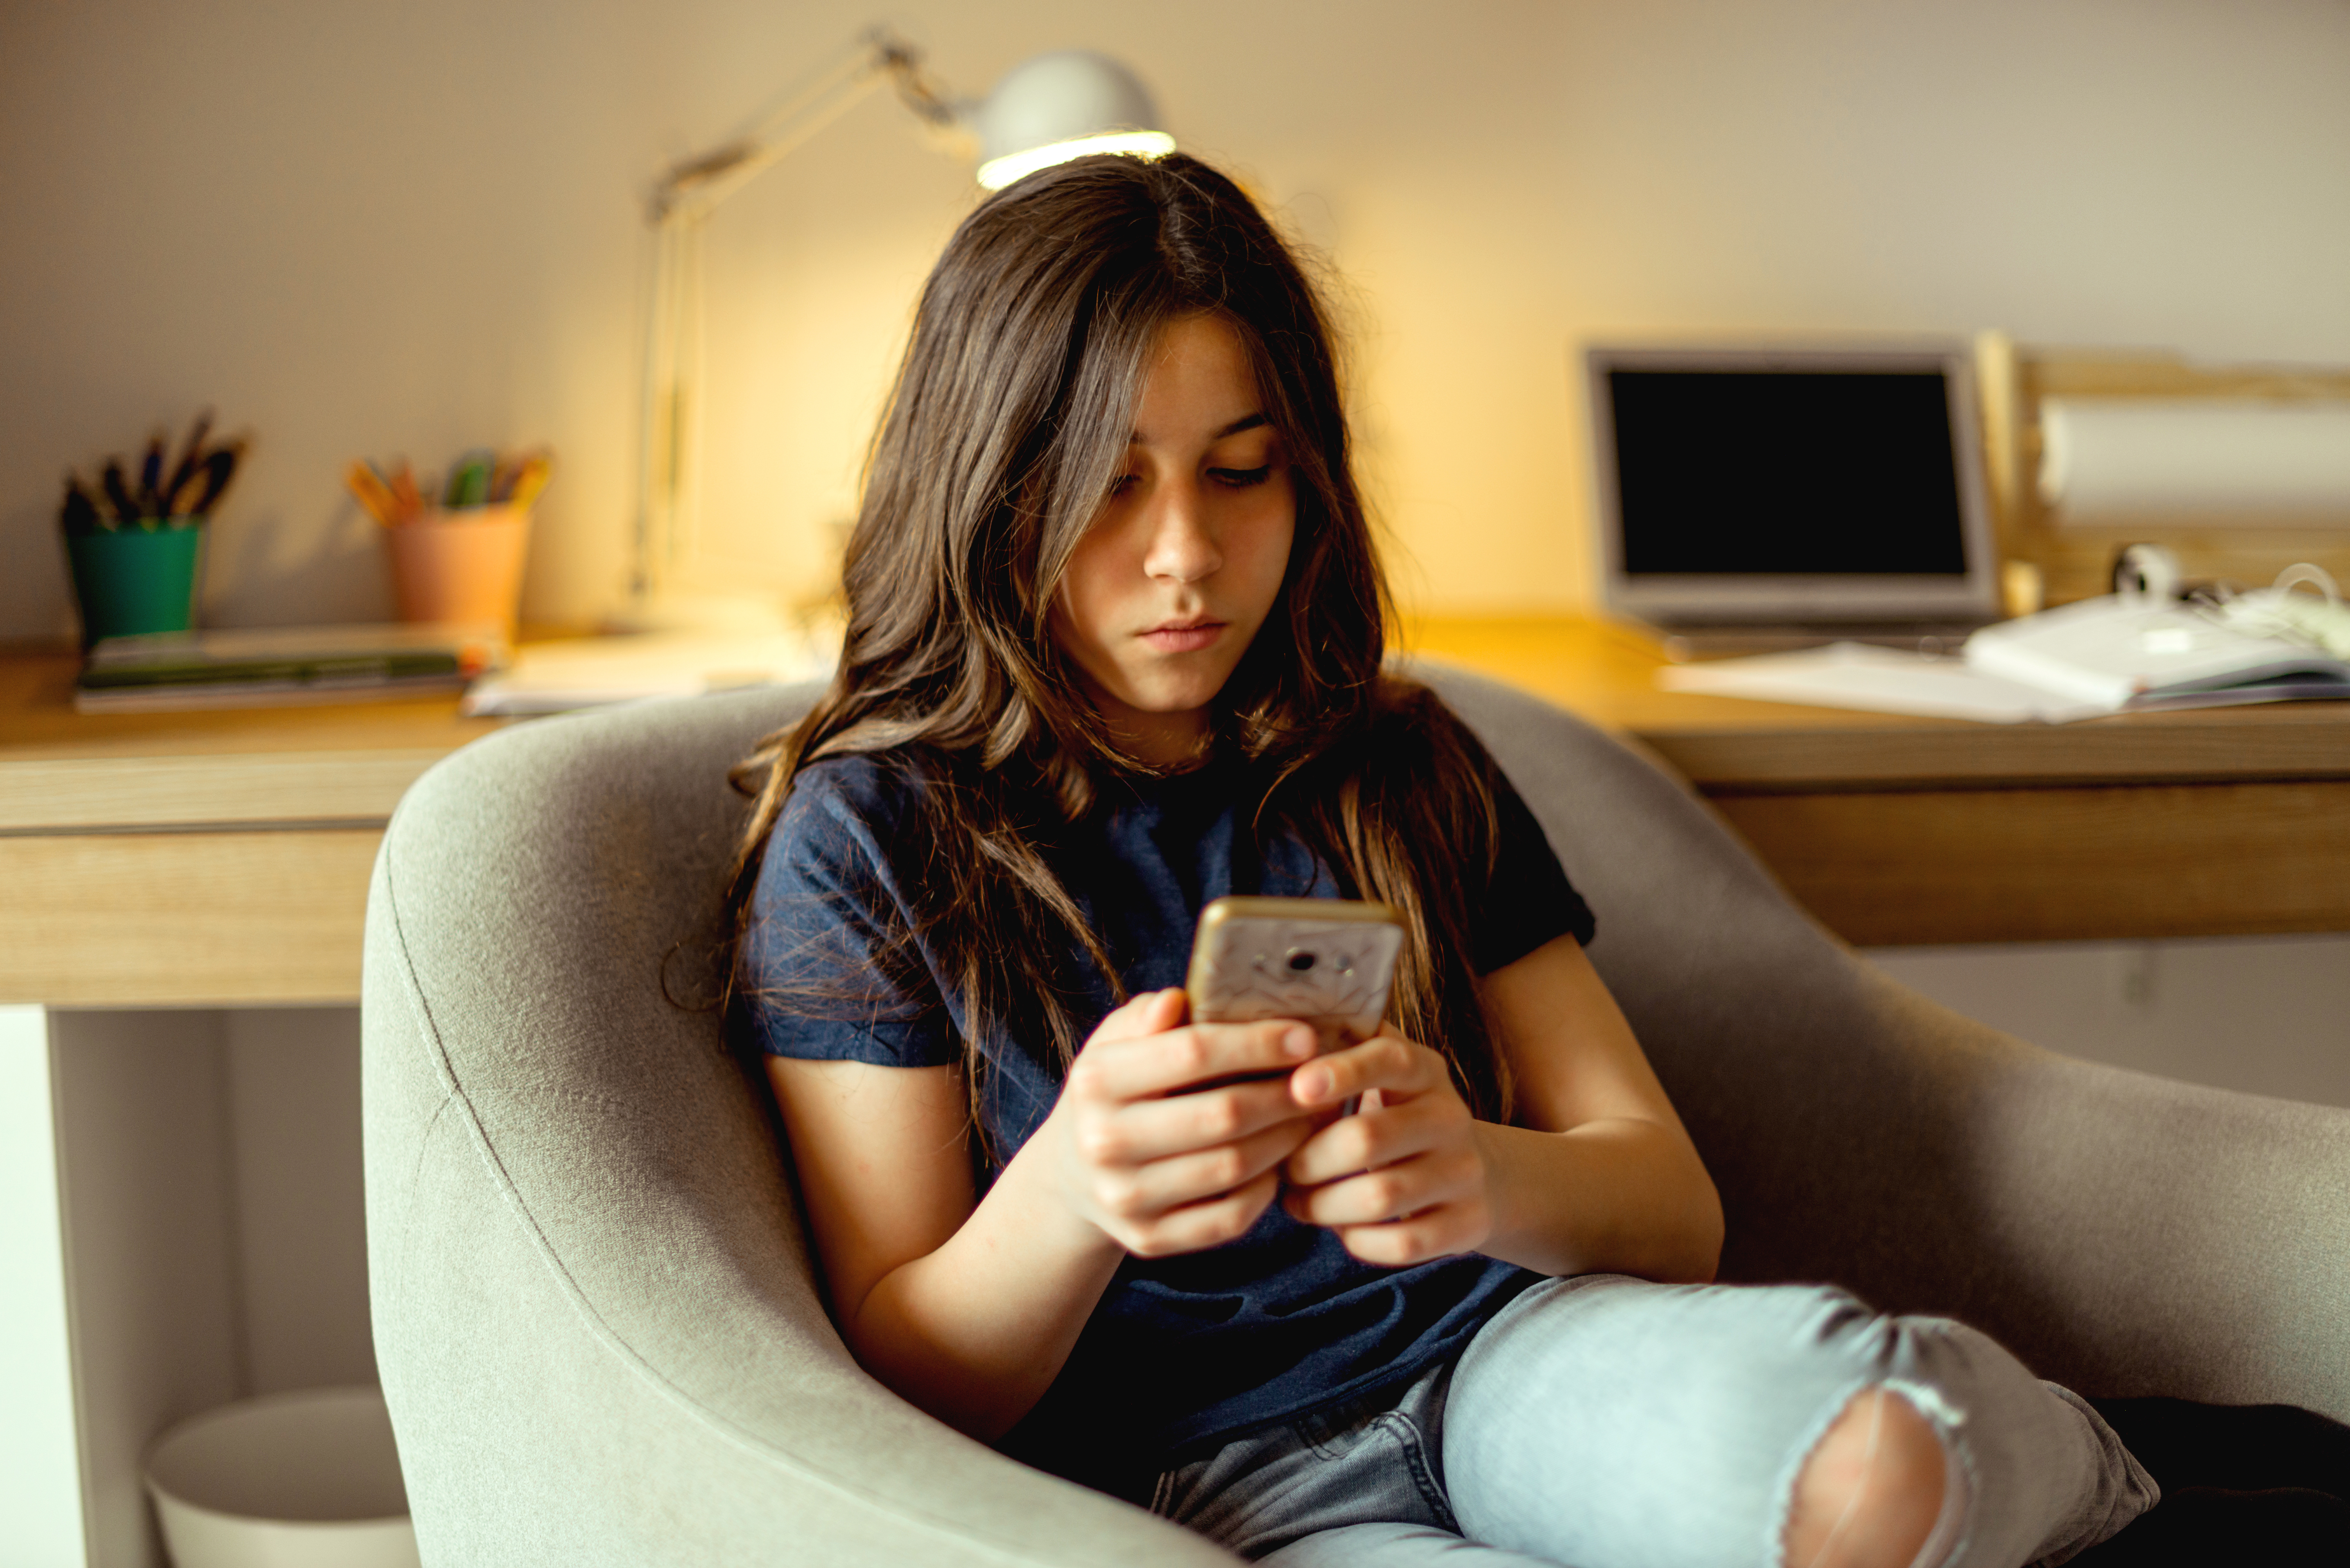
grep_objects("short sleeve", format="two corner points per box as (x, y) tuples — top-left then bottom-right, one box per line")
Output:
(737, 757), (960, 1068)
(1466, 766), (1596, 976)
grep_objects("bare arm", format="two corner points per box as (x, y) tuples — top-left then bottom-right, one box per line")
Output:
(1283, 934), (1723, 1283)
(768, 990), (1323, 1441)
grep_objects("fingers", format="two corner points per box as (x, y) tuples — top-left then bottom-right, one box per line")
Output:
(1276, 1030), (1493, 1265)
(1088, 1118), (1314, 1232)
(1286, 1031), (1445, 1112)
(1283, 1082), (1466, 1187)
(1320, 1203), (1493, 1268)
(1049, 992), (1329, 1260)
(1071, 999), (1318, 1103)
(1118, 1169), (1284, 1259)
(1284, 1139), (1483, 1229)
(1280, 1140), (1492, 1267)
(1079, 1076), (1311, 1165)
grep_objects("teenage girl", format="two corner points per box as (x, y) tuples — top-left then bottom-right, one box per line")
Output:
(730, 153), (2154, 1568)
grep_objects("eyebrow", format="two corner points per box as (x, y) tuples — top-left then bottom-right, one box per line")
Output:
(1130, 412), (1271, 444)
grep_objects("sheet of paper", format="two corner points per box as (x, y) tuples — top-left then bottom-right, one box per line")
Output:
(461, 629), (839, 716)
(1657, 642), (2108, 724)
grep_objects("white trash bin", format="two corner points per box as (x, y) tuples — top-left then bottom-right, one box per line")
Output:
(145, 1387), (420, 1568)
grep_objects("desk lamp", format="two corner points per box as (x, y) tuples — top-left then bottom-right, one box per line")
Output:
(623, 29), (1174, 633)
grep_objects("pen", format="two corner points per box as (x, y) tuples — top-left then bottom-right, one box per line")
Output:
(61, 474), (104, 533)
(137, 434), (165, 519)
(183, 443), (243, 518)
(101, 460), (140, 524)
(161, 411), (215, 516)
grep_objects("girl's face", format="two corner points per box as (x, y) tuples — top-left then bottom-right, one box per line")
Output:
(1050, 313), (1296, 767)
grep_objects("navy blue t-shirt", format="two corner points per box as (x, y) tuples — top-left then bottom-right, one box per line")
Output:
(740, 744), (1595, 1492)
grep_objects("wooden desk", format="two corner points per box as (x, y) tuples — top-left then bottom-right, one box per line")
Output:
(0, 648), (504, 1006)
(7, 621), (2350, 1010)
(1405, 617), (2350, 945)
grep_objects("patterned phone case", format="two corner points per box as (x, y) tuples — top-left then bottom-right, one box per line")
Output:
(1185, 897), (1406, 1051)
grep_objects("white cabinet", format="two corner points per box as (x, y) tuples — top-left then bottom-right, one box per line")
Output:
(1, 1007), (374, 1568)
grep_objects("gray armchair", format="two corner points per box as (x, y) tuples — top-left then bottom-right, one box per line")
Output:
(362, 668), (2350, 1565)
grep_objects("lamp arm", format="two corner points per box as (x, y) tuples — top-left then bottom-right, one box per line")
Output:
(629, 27), (966, 617)
(646, 27), (963, 225)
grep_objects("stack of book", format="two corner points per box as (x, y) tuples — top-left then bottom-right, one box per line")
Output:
(75, 623), (508, 713)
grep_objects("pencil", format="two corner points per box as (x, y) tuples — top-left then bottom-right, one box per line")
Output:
(388, 462), (424, 517)
(507, 453), (553, 510)
(345, 460), (403, 525)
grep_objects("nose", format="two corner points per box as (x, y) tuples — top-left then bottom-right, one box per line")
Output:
(1141, 478), (1223, 585)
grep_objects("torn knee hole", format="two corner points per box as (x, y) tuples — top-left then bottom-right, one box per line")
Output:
(1786, 1386), (1959, 1568)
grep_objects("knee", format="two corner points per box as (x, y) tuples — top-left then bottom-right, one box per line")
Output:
(1783, 1387), (1950, 1568)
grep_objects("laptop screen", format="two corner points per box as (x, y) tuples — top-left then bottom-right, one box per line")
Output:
(1610, 370), (1968, 575)
(1588, 344), (1998, 626)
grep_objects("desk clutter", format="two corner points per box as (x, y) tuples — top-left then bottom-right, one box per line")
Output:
(1663, 550), (2350, 724)
(54, 417), (824, 719)
(52, 417), (555, 679)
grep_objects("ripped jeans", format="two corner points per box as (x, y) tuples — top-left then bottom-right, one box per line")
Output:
(1150, 1276), (2157, 1568)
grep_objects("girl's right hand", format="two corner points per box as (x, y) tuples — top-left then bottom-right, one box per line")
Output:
(1043, 988), (1323, 1258)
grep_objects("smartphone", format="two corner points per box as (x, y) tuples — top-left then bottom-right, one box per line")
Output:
(1185, 896), (1406, 1055)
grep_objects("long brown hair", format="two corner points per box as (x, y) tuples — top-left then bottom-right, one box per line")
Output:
(728, 152), (1513, 1129)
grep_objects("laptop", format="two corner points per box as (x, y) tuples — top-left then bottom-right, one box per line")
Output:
(1585, 341), (2001, 656)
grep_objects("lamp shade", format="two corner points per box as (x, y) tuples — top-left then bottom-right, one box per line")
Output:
(973, 51), (1174, 190)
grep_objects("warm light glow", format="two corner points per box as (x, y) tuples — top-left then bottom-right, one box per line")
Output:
(975, 130), (1177, 190)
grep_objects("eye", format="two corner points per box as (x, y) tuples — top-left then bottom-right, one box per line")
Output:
(1106, 473), (1141, 498)
(1209, 465), (1273, 488)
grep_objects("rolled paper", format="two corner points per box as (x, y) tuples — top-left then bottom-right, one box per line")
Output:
(2039, 397), (2350, 526)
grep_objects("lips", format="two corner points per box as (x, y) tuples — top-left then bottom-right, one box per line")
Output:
(1140, 618), (1226, 653)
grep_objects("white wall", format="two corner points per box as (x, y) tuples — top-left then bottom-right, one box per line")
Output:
(6, 0), (2349, 636)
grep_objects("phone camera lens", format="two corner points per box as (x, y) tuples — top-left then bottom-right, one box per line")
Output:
(1285, 950), (1316, 973)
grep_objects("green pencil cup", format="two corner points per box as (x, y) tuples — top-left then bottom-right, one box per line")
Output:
(66, 524), (204, 646)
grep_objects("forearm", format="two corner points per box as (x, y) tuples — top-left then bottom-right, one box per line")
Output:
(838, 1137), (1126, 1443)
(1474, 1116), (1723, 1283)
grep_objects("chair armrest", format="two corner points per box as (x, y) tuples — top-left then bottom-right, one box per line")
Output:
(1423, 663), (2350, 1421)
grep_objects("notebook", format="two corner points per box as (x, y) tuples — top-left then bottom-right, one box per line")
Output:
(1964, 592), (2350, 712)
(1586, 342), (2002, 652)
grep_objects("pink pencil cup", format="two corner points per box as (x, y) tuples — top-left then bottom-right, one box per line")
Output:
(386, 505), (531, 635)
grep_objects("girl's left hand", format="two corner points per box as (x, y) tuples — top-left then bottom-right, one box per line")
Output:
(1279, 1031), (1494, 1265)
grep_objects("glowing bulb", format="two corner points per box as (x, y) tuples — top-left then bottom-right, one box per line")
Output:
(975, 130), (1178, 191)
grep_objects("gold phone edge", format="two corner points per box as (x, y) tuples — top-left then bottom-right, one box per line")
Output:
(1184, 896), (1406, 1026)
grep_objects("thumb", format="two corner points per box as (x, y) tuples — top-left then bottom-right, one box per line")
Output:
(1144, 986), (1189, 1030)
